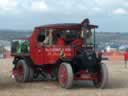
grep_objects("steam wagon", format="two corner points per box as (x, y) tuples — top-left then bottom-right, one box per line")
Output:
(11, 18), (108, 89)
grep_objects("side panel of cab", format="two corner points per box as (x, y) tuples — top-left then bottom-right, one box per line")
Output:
(44, 46), (74, 64)
(30, 29), (45, 65)
(30, 29), (74, 65)
(29, 28), (75, 65)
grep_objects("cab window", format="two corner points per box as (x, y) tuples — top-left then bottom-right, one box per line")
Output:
(37, 30), (50, 46)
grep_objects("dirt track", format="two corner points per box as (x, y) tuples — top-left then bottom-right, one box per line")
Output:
(0, 59), (128, 96)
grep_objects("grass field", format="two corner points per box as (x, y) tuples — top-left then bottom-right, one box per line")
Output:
(0, 58), (128, 96)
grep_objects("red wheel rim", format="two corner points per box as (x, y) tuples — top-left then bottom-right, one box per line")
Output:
(59, 65), (68, 86)
(16, 64), (24, 80)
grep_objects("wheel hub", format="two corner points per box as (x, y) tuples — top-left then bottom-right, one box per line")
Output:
(59, 65), (68, 85)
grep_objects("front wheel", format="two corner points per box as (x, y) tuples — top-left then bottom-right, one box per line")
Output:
(58, 63), (73, 89)
(93, 63), (108, 88)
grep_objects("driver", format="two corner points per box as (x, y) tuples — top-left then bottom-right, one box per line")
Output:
(38, 32), (49, 46)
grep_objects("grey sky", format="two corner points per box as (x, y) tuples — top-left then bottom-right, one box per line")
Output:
(0, 0), (128, 32)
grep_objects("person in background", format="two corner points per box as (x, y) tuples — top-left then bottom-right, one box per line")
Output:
(124, 49), (128, 68)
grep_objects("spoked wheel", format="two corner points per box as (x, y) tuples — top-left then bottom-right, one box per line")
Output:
(15, 60), (30, 82)
(58, 63), (73, 89)
(93, 63), (108, 88)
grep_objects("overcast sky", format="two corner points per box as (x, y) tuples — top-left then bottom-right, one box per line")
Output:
(0, 0), (128, 32)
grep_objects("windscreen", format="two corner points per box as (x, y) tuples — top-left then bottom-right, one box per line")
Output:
(83, 28), (95, 47)
(52, 29), (81, 44)
(63, 29), (81, 39)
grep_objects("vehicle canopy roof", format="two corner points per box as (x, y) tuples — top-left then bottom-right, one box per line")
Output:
(35, 18), (98, 30)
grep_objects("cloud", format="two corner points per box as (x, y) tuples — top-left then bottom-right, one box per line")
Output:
(35, 0), (127, 15)
(113, 8), (128, 15)
(0, 0), (49, 14)
(124, 2), (128, 6)
(0, 0), (128, 32)
(37, 0), (102, 15)
(95, 0), (125, 7)
(0, 0), (127, 15)
(0, 0), (17, 11)
(92, 7), (102, 12)
(30, 0), (48, 12)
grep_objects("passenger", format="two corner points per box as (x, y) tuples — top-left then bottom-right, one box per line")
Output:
(56, 34), (65, 46)
(124, 50), (128, 68)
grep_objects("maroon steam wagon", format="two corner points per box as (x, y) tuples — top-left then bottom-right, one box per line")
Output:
(11, 18), (108, 89)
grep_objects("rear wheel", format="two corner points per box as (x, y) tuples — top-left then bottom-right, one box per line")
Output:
(93, 63), (108, 88)
(58, 63), (73, 89)
(15, 60), (30, 82)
